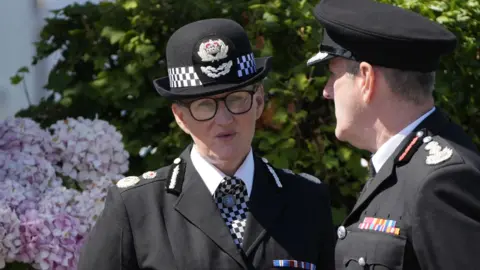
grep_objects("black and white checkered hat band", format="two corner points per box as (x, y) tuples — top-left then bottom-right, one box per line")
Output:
(168, 66), (202, 88)
(237, 53), (256, 78)
(168, 53), (258, 88)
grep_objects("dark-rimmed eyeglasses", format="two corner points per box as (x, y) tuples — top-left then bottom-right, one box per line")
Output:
(177, 84), (260, 121)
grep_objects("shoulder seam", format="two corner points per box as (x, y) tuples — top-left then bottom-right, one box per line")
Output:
(278, 168), (322, 184)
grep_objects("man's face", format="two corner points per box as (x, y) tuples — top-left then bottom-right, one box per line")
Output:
(172, 84), (265, 164)
(323, 58), (366, 144)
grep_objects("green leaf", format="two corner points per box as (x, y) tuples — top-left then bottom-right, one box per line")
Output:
(125, 63), (139, 75)
(263, 12), (279, 23)
(59, 96), (72, 107)
(294, 73), (309, 91)
(429, 2), (448, 12)
(122, 0), (138, 10)
(10, 75), (23, 85)
(249, 4), (265, 9)
(338, 147), (352, 161)
(91, 77), (108, 88)
(436, 15), (453, 24)
(101, 26), (126, 44)
(18, 66), (29, 73)
(273, 110), (288, 123)
(135, 44), (155, 56)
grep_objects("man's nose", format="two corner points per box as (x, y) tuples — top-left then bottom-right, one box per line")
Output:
(323, 78), (334, 99)
(323, 86), (333, 100)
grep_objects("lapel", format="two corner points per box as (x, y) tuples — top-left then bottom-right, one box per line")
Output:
(173, 145), (247, 268)
(344, 131), (415, 224)
(344, 108), (450, 224)
(242, 155), (288, 256)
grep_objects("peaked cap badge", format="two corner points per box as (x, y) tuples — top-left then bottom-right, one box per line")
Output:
(197, 38), (232, 78)
(424, 140), (453, 165)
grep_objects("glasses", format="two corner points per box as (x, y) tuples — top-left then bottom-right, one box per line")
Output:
(178, 84), (260, 121)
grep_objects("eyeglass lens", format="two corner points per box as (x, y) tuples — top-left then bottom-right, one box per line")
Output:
(189, 91), (254, 121)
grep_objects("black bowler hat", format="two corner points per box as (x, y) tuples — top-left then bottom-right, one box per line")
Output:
(153, 18), (272, 100)
(307, 0), (457, 72)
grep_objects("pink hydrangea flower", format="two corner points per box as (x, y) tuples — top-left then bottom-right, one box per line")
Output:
(0, 207), (21, 268)
(0, 117), (55, 162)
(49, 117), (129, 182)
(0, 150), (57, 195)
(0, 116), (130, 269)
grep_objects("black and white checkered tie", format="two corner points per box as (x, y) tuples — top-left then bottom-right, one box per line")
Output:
(214, 176), (249, 249)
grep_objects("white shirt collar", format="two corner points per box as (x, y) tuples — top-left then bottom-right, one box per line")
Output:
(371, 107), (436, 173)
(190, 145), (254, 196)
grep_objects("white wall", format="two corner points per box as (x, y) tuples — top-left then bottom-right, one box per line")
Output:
(0, 0), (44, 120)
(0, 0), (100, 120)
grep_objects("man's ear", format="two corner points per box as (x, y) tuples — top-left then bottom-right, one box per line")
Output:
(171, 103), (190, 135)
(358, 61), (375, 103)
(254, 84), (265, 120)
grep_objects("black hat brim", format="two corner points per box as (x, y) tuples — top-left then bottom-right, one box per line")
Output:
(154, 56), (272, 100)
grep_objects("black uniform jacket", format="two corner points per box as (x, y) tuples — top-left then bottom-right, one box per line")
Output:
(335, 109), (480, 270)
(78, 145), (336, 270)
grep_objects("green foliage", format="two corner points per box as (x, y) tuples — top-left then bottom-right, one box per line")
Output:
(3, 262), (35, 270)
(14, 0), (480, 225)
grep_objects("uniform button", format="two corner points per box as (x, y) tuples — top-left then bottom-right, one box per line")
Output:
(416, 131), (424, 137)
(337, 226), (347, 239)
(358, 257), (366, 266)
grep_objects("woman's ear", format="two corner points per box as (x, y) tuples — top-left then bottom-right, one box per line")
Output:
(171, 103), (190, 135)
(254, 84), (265, 120)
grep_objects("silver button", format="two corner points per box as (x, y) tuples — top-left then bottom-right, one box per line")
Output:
(262, 157), (269, 164)
(416, 131), (424, 137)
(423, 136), (432, 143)
(222, 194), (236, 207)
(173, 157), (181, 164)
(358, 257), (366, 266)
(337, 226), (347, 239)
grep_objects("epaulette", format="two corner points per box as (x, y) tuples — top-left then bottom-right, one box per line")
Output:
(115, 169), (163, 189)
(165, 157), (186, 195)
(396, 129), (453, 166)
(261, 157), (283, 188)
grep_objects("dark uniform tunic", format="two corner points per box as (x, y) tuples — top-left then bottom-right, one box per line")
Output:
(335, 109), (480, 269)
(78, 144), (336, 270)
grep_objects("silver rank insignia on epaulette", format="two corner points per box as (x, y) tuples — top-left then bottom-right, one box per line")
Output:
(142, 171), (157, 179)
(424, 140), (453, 165)
(116, 176), (140, 188)
(166, 157), (186, 195)
(261, 157), (283, 188)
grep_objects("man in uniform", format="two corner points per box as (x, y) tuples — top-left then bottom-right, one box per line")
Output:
(78, 18), (336, 270)
(305, 0), (480, 269)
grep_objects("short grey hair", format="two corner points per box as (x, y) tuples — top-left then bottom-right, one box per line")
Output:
(345, 61), (436, 105)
